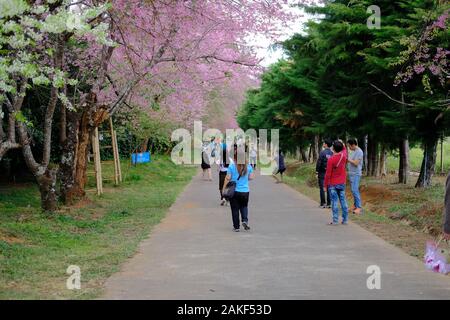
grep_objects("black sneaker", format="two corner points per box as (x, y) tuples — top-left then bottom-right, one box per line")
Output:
(233, 228), (240, 232)
(242, 221), (250, 230)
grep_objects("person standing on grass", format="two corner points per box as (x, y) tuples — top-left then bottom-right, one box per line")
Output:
(324, 140), (349, 225)
(218, 140), (230, 206)
(222, 149), (255, 232)
(347, 138), (364, 215)
(444, 172), (450, 240)
(316, 139), (333, 209)
(274, 150), (286, 183)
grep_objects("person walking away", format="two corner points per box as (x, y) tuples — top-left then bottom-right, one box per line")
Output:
(218, 141), (229, 206)
(324, 141), (349, 225)
(274, 150), (286, 183)
(316, 139), (333, 208)
(201, 146), (212, 181)
(222, 152), (255, 232)
(444, 172), (450, 240)
(347, 138), (364, 214)
(250, 145), (257, 169)
(209, 137), (217, 167)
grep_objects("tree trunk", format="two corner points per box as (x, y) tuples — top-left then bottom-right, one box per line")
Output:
(363, 135), (368, 176)
(359, 135), (368, 175)
(378, 144), (387, 177)
(440, 135), (444, 174)
(13, 73), (60, 212)
(313, 135), (321, 162)
(18, 122), (59, 212)
(0, 108), (4, 141)
(308, 144), (312, 163)
(72, 111), (92, 198)
(60, 100), (67, 144)
(415, 138), (438, 188)
(140, 138), (149, 153)
(398, 138), (409, 184)
(367, 136), (379, 177)
(398, 90), (410, 184)
(59, 111), (80, 205)
(300, 146), (309, 163)
(0, 102), (21, 161)
(71, 104), (110, 197)
(312, 135), (319, 162)
(36, 168), (58, 212)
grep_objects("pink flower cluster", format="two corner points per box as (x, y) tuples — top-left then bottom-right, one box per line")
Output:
(424, 240), (450, 275)
(395, 10), (449, 89)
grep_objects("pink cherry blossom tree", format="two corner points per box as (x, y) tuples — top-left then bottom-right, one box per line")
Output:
(60, 0), (309, 203)
(1, 0), (317, 210)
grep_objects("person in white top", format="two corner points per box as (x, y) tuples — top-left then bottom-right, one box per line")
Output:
(201, 144), (212, 181)
(218, 141), (230, 205)
(250, 144), (257, 169)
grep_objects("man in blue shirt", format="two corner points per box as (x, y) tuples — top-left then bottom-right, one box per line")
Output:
(347, 138), (364, 214)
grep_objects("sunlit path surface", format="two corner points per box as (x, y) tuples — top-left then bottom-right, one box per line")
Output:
(103, 170), (450, 299)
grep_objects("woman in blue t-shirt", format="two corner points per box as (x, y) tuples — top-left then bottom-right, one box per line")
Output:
(222, 148), (255, 232)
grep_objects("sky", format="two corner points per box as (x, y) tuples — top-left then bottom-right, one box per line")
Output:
(250, 3), (311, 67)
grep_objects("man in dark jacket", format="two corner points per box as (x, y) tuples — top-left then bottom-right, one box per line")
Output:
(274, 150), (286, 183)
(316, 138), (333, 208)
(444, 172), (450, 240)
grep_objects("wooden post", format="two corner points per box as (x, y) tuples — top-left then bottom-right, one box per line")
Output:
(92, 127), (103, 195)
(114, 130), (122, 182)
(109, 118), (120, 185)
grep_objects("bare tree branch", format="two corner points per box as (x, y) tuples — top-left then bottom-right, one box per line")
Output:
(370, 83), (415, 106)
(435, 105), (450, 124)
(0, 141), (21, 161)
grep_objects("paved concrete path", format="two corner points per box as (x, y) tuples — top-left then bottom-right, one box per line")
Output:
(103, 170), (450, 299)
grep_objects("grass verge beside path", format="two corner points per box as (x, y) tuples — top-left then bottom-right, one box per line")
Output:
(277, 160), (447, 260)
(0, 156), (196, 299)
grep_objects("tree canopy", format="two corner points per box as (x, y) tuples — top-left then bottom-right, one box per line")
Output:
(238, 0), (449, 187)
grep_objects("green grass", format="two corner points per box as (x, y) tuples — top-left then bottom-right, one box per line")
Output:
(282, 163), (320, 201)
(386, 139), (450, 173)
(0, 155), (196, 299)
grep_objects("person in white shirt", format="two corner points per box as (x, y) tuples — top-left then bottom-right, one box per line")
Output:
(250, 144), (257, 169)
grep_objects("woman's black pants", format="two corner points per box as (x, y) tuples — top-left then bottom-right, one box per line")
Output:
(230, 192), (249, 229)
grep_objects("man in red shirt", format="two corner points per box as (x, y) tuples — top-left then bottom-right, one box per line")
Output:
(324, 140), (349, 225)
